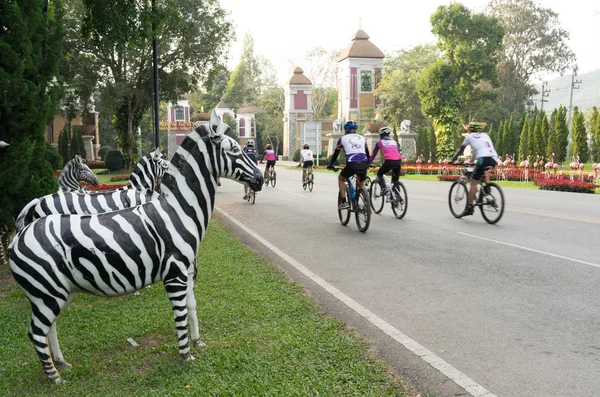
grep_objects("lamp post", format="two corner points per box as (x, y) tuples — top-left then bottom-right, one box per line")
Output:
(152, 0), (160, 150)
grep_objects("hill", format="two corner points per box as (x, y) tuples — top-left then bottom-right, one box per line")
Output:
(535, 69), (600, 114)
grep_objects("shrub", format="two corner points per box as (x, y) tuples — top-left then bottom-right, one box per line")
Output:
(533, 178), (597, 193)
(46, 143), (63, 170)
(86, 161), (105, 169)
(327, 152), (346, 166)
(104, 149), (125, 172)
(98, 146), (112, 159)
(292, 148), (301, 162)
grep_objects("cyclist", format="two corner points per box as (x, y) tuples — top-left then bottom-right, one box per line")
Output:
(450, 122), (498, 216)
(327, 120), (370, 209)
(368, 127), (402, 196)
(260, 143), (277, 183)
(297, 143), (314, 186)
(243, 139), (258, 200)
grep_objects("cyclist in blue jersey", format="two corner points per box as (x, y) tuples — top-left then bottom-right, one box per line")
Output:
(243, 139), (258, 200)
(327, 120), (370, 209)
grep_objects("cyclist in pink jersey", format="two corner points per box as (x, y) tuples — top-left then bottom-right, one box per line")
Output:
(260, 144), (277, 181)
(369, 127), (402, 194)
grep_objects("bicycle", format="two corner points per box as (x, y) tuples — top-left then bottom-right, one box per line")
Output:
(245, 187), (256, 204)
(302, 166), (314, 192)
(264, 167), (276, 187)
(330, 167), (371, 232)
(369, 174), (408, 219)
(448, 162), (505, 224)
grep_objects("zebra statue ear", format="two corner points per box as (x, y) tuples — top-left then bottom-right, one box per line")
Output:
(153, 147), (162, 159)
(75, 155), (82, 163)
(209, 109), (230, 143)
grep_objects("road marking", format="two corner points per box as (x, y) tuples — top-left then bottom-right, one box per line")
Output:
(216, 206), (497, 397)
(285, 191), (309, 199)
(458, 232), (600, 269)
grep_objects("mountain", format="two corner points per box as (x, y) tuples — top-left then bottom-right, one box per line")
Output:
(534, 69), (600, 114)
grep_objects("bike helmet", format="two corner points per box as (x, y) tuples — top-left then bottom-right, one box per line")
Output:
(303, 144), (309, 149)
(378, 127), (392, 136)
(266, 144), (272, 149)
(343, 120), (358, 132)
(246, 139), (255, 147)
(466, 122), (486, 132)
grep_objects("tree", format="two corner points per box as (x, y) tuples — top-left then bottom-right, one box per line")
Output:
(571, 107), (589, 162)
(0, 0), (65, 227)
(555, 105), (569, 162)
(416, 61), (461, 160)
(546, 109), (558, 159)
(376, 45), (440, 129)
(58, 126), (71, 166)
(488, 0), (575, 113)
(72, 0), (234, 168)
(255, 87), (285, 153)
(518, 115), (530, 160)
(590, 107), (600, 162)
(295, 47), (340, 120)
(70, 126), (87, 159)
(540, 112), (550, 157)
(495, 120), (504, 155)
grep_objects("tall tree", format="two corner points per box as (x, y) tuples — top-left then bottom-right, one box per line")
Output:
(546, 109), (558, 159)
(540, 113), (550, 157)
(73, 0), (234, 168)
(589, 107), (600, 162)
(296, 47), (340, 120)
(495, 120), (504, 155)
(571, 107), (589, 162)
(488, 0), (575, 113)
(518, 115), (530, 160)
(0, 0), (65, 227)
(376, 45), (440, 129)
(255, 87), (285, 154)
(555, 105), (569, 162)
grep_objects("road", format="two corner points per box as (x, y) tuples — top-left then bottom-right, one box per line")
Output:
(213, 164), (600, 397)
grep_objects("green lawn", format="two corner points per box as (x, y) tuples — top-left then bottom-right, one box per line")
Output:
(0, 220), (412, 397)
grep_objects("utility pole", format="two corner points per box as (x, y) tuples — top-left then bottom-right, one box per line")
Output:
(566, 65), (582, 158)
(540, 81), (550, 112)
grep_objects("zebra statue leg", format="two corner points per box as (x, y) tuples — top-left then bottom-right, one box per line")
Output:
(0, 225), (12, 266)
(186, 269), (205, 348)
(164, 264), (195, 360)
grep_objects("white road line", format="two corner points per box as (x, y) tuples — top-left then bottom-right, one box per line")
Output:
(216, 206), (497, 397)
(284, 191), (309, 199)
(458, 232), (600, 269)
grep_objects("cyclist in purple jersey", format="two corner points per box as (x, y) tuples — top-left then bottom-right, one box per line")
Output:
(369, 127), (402, 194)
(451, 122), (498, 216)
(327, 120), (370, 209)
(260, 144), (277, 181)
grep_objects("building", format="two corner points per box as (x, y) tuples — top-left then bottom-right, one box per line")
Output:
(235, 103), (256, 147)
(46, 106), (100, 160)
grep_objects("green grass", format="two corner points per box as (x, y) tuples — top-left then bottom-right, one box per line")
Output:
(0, 220), (411, 396)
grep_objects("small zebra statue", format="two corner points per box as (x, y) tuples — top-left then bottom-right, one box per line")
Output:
(8, 110), (263, 383)
(57, 155), (98, 192)
(15, 148), (169, 233)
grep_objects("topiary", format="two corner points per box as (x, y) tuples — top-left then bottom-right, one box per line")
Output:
(98, 145), (112, 160)
(104, 149), (125, 172)
(292, 148), (301, 162)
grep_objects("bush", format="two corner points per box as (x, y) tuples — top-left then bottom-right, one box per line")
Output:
(86, 161), (105, 169)
(292, 148), (301, 162)
(46, 143), (63, 170)
(104, 149), (125, 172)
(327, 152), (346, 166)
(98, 146), (112, 159)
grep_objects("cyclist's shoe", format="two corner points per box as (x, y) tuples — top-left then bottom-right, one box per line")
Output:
(483, 184), (491, 195)
(243, 195), (248, 200)
(338, 200), (350, 210)
(463, 204), (474, 216)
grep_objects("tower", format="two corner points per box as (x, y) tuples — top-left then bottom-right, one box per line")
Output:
(337, 29), (384, 124)
(283, 67), (313, 158)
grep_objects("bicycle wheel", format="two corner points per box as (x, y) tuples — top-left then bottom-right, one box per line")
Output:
(337, 187), (351, 226)
(308, 174), (314, 192)
(302, 177), (307, 191)
(363, 176), (371, 188)
(391, 181), (408, 219)
(250, 190), (255, 204)
(369, 179), (385, 214)
(354, 187), (371, 233)
(448, 180), (468, 218)
(271, 171), (277, 187)
(479, 182), (505, 224)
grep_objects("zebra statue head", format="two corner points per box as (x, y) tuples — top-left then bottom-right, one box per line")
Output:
(57, 155), (98, 192)
(129, 147), (169, 191)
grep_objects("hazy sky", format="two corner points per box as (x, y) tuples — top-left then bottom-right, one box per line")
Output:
(219, 0), (599, 85)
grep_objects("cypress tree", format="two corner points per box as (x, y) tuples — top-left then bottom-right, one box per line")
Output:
(555, 105), (569, 162)
(540, 113), (550, 157)
(589, 107), (600, 162)
(58, 126), (70, 166)
(546, 109), (558, 161)
(496, 120), (504, 155)
(70, 126), (87, 159)
(571, 107), (589, 162)
(518, 115), (530, 160)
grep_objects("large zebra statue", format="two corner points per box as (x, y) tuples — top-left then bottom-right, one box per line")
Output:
(57, 155), (98, 192)
(15, 148), (169, 233)
(8, 110), (263, 383)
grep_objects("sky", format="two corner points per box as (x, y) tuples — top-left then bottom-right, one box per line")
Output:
(218, 0), (600, 85)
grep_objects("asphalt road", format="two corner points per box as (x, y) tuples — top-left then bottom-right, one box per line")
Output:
(213, 164), (600, 397)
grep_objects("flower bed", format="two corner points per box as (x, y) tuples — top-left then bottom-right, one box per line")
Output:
(83, 182), (128, 192)
(110, 175), (130, 182)
(533, 178), (597, 193)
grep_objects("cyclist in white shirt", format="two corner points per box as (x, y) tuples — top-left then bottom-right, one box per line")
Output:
(297, 144), (314, 186)
(450, 122), (499, 216)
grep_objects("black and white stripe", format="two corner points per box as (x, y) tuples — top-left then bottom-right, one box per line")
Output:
(57, 155), (98, 192)
(15, 149), (169, 233)
(8, 110), (263, 383)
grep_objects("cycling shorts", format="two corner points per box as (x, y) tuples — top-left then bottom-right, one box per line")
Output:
(377, 160), (401, 184)
(340, 162), (368, 181)
(266, 160), (276, 169)
(303, 160), (313, 169)
(473, 157), (497, 180)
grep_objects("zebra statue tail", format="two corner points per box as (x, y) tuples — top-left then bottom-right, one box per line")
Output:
(15, 198), (41, 234)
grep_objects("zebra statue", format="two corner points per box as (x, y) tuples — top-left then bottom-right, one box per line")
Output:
(15, 148), (169, 233)
(0, 141), (8, 265)
(8, 110), (263, 383)
(57, 155), (98, 192)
